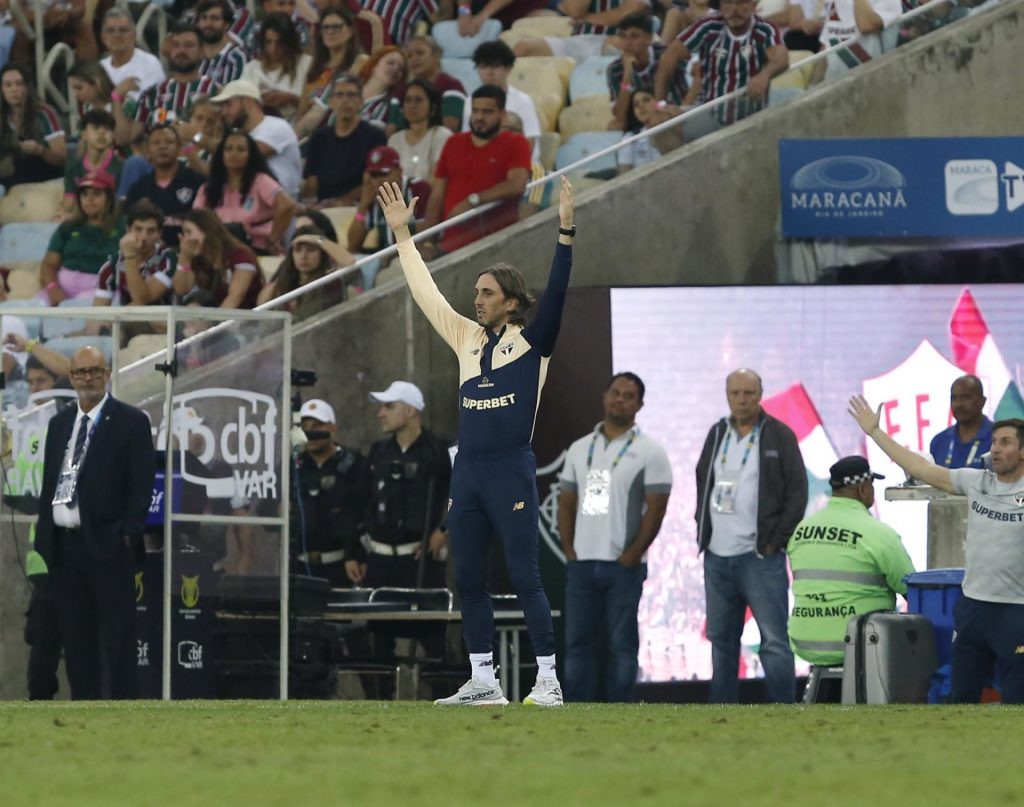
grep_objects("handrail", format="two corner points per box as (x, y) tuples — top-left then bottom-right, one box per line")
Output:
(257, 0), (976, 314)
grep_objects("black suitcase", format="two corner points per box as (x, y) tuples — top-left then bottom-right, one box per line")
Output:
(841, 612), (938, 704)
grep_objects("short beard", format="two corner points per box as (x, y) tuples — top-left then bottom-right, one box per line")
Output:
(200, 29), (223, 45)
(471, 121), (501, 140)
(172, 59), (201, 75)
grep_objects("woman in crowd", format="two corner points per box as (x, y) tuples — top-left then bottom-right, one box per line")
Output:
(617, 89), (682, 174)
(387, 79), (450, 182)
(0, 64), (67, 188)
(173, 208), (263, 309)
(295, 6), (364, 127)
(294, 207), (339, 242)
(358, 45), (406, 125)
(182, 97), (224, 177)
(38, 172), (122, 304)
(241, 12), (312, 121)
(194, 130), (297, 255)
(404, 35), (465, 132)
(257, 225), (352, 317)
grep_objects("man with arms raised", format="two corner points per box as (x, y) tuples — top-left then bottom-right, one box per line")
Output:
(850, 396), (1024, 704)
(378, 175), (575, 707)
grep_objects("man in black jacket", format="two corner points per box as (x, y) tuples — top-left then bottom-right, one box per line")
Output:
(695, 368), (806, 703)
(35, 346), (155, 699)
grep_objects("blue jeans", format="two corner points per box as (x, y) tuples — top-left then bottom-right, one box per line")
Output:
(564, 560), (647, 702)
(703, 550), (795, 703)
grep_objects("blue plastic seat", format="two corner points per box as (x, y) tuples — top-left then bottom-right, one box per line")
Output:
(0, 222), (59, 263)
(432, 19), (502, 59)
(554, 131), (621, 174)
(440, 57), (482, 96)
(569, 55), (616, 102)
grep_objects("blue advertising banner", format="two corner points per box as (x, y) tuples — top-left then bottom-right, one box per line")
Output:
(779, 138), (1024, 238)
(147, 472), (184, 527)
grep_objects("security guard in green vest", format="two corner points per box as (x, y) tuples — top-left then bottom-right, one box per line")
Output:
(787, 456), (915, 667)
(25, 526), (62, 699)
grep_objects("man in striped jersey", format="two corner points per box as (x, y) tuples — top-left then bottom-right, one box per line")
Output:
(196, 0), (250, 86)
(362, 0), (442, 46)
(132, 24), (221, 138)
(92, 200), (177, 311)
(654, 0), (788, 129)
(514, 0), (651, 61)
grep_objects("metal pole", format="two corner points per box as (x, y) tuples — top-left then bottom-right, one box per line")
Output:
(279, 317), (293, 700)
(161, 310), (177, 700)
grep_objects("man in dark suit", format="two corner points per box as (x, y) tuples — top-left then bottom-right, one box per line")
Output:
(35, 346), (155, 700)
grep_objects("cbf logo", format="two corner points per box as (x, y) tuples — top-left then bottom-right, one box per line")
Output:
(137, 640), (149, 667)
(177, 641), (203, 670)
(156, 389), (279, 500)
(789, 156), (907, 219)
(944, 160), (1024, 216)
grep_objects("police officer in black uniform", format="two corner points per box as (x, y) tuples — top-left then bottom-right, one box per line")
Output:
(345, 381), (451, 590)
(292, 399), (366, 588)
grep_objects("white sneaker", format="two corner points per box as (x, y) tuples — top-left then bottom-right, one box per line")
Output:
(523, 677), (563, 707)
(434, 678), (509, 706)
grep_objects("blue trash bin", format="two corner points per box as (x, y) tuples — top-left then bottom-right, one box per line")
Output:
(904, 569), (964, 703)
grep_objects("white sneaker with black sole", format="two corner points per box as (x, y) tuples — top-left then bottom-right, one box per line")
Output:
(523, 677), (564, 707)
(434, 678), (509, 706)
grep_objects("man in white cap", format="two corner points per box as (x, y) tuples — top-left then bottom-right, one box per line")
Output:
(294, 398), (366, 588)
(345, 381), (451, 591)
(212, 79), (302, 198)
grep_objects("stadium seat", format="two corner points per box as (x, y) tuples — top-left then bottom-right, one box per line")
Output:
(539, 132), (561, 171)
(42, 300), (90, 339)
(557, 96), (614, 141)
(756, 0), (789, 18)
(0, 297), (45, 339)
(509, 16), (573, 38)
(569, 56), (616, 101)
(555, 131), (620, 175)
(440, 57), (481, 96)
(432, 19), (502, 59)
(769, 85), (805, 107)
(320, 207), (357, 244)
(0, 222), (59, 263)
(258, 255), (283, 283)
(509, 56), (573, 98)
(3, 261), (42, 299)
(772, 50), (817, 90)
(0, 180), (63, 224)
(529, 93), (563, 134)
(119, 334), (167, 366)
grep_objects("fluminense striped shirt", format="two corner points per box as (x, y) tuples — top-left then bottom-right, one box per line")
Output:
(679, 12), (781, 122)
(134, 76), (221, 127)
(607, 43), (688, 105)
(363, 0), (439, 45)
(574, 0), (647, 36)
(200, 42), (249, 86)
(94, 244), (177, 305)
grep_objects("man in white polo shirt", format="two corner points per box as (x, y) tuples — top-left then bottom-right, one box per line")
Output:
(558, 372), (672, 702)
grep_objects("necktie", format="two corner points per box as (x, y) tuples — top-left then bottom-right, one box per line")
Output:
(68, 415), (90, 508)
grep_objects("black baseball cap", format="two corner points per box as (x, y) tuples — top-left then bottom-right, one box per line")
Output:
(829, 456), (884, 488)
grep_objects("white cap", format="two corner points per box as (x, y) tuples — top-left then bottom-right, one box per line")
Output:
(369, 381), (425, 411)
(298, 398), (336, 424)
(210, 79), (262, 104)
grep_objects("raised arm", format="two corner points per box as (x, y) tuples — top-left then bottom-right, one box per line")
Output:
(522, 176), (574, 357)
(378, 181), (475, 351)
(848, 395), (956, 493)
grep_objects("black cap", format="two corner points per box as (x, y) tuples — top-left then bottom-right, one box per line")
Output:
(829, 456), (884, 488)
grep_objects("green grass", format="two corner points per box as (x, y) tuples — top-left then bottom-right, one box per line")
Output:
(0, 702), (1019, 806)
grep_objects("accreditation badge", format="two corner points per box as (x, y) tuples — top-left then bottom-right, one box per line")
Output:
(52, 469), (79, 506)
(581, 469), (611, 517)
(712, 468), (740, 515)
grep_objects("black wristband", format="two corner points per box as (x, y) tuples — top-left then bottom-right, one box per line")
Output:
(559, 225), (576, 237)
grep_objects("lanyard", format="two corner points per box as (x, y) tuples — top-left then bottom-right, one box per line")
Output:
(63, 405), (104, 472)
(587, 428), (637, 472)
(944, 433), (981, 468)
(720, 423), (759, 469)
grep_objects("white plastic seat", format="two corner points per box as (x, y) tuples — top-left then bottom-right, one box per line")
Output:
(432, 19), (502, 59)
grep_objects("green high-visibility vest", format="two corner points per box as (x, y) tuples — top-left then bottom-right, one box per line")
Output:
(26, 523), (47, 577)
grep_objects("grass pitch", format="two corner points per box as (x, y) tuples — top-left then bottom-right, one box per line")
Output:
(1, 701), (1018, 807)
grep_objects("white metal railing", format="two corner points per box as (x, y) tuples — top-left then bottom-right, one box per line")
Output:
(258, 0), (989, 314)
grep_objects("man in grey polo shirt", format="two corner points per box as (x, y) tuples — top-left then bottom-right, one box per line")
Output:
(558, 372), (673, 702)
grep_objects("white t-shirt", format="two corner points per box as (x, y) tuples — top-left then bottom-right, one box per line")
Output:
(707, 424), (761, 556)
(462, 84), (541, 162)
(822, 0), (901, 77)
(101, 49), (166, 100)
(388, 126), (451, 182)
(250, 115), (302, 198)
(951, 468), (1024, 604)
(617, 129), (660, 171)
(241, 53), (312, 120)
(560, 424), (673, 562)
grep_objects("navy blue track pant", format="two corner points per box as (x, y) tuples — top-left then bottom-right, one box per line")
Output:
(447, 448), (555, 656)
(951, 596), (1024, 705)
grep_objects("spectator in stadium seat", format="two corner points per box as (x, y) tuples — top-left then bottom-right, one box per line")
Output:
(212, 79), (302, 198)
(362, 0), (442, 47)
(358, 45), (408, 125)
(784, 0), (825, 52)
(607, 12), (690, 130)
(0, 64), (67, 188)
(61, 109), (123, 220)
(660, 0), (710, 43)
(7, 0), (97, 63)
(293, 5), (365, 138)
(99, 8), (166, 103)
(132, 24), (221, 138)
(403, 35), (465, 132)
(243, 0), (314, 55)
(513, 0), (651, 61)
(194, 130), (298, 254)
(179, 97), (224, 177)
(124, 124), (206, 248)
(424, 84), (530, 255)
(257, 225), (352, 316)
(173, 207), (263, 308)
(821, 0), (901, 78)
(463, 40), (540, 161)
(616, 89), (683, 173)
(240, 12), (312, 122)
(67, 61), (137, 151)
(455, 0), (550, 36)
(387, 79), (451, 182)
(293, 207), (339, 242)
(654, 1), (788, 130)
(302, 74), (387, 207)
(93, 199), (177, 311)
(196, 0), (250, 86)
(39, 173), (123, 305)
(348, 145), (412, 254)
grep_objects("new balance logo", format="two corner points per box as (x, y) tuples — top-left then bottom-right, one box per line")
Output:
(512, 501), (525, 511)
(465, 690), (497, 702)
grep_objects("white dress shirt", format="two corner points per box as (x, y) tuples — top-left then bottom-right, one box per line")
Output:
(53, 394), (109, 528)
